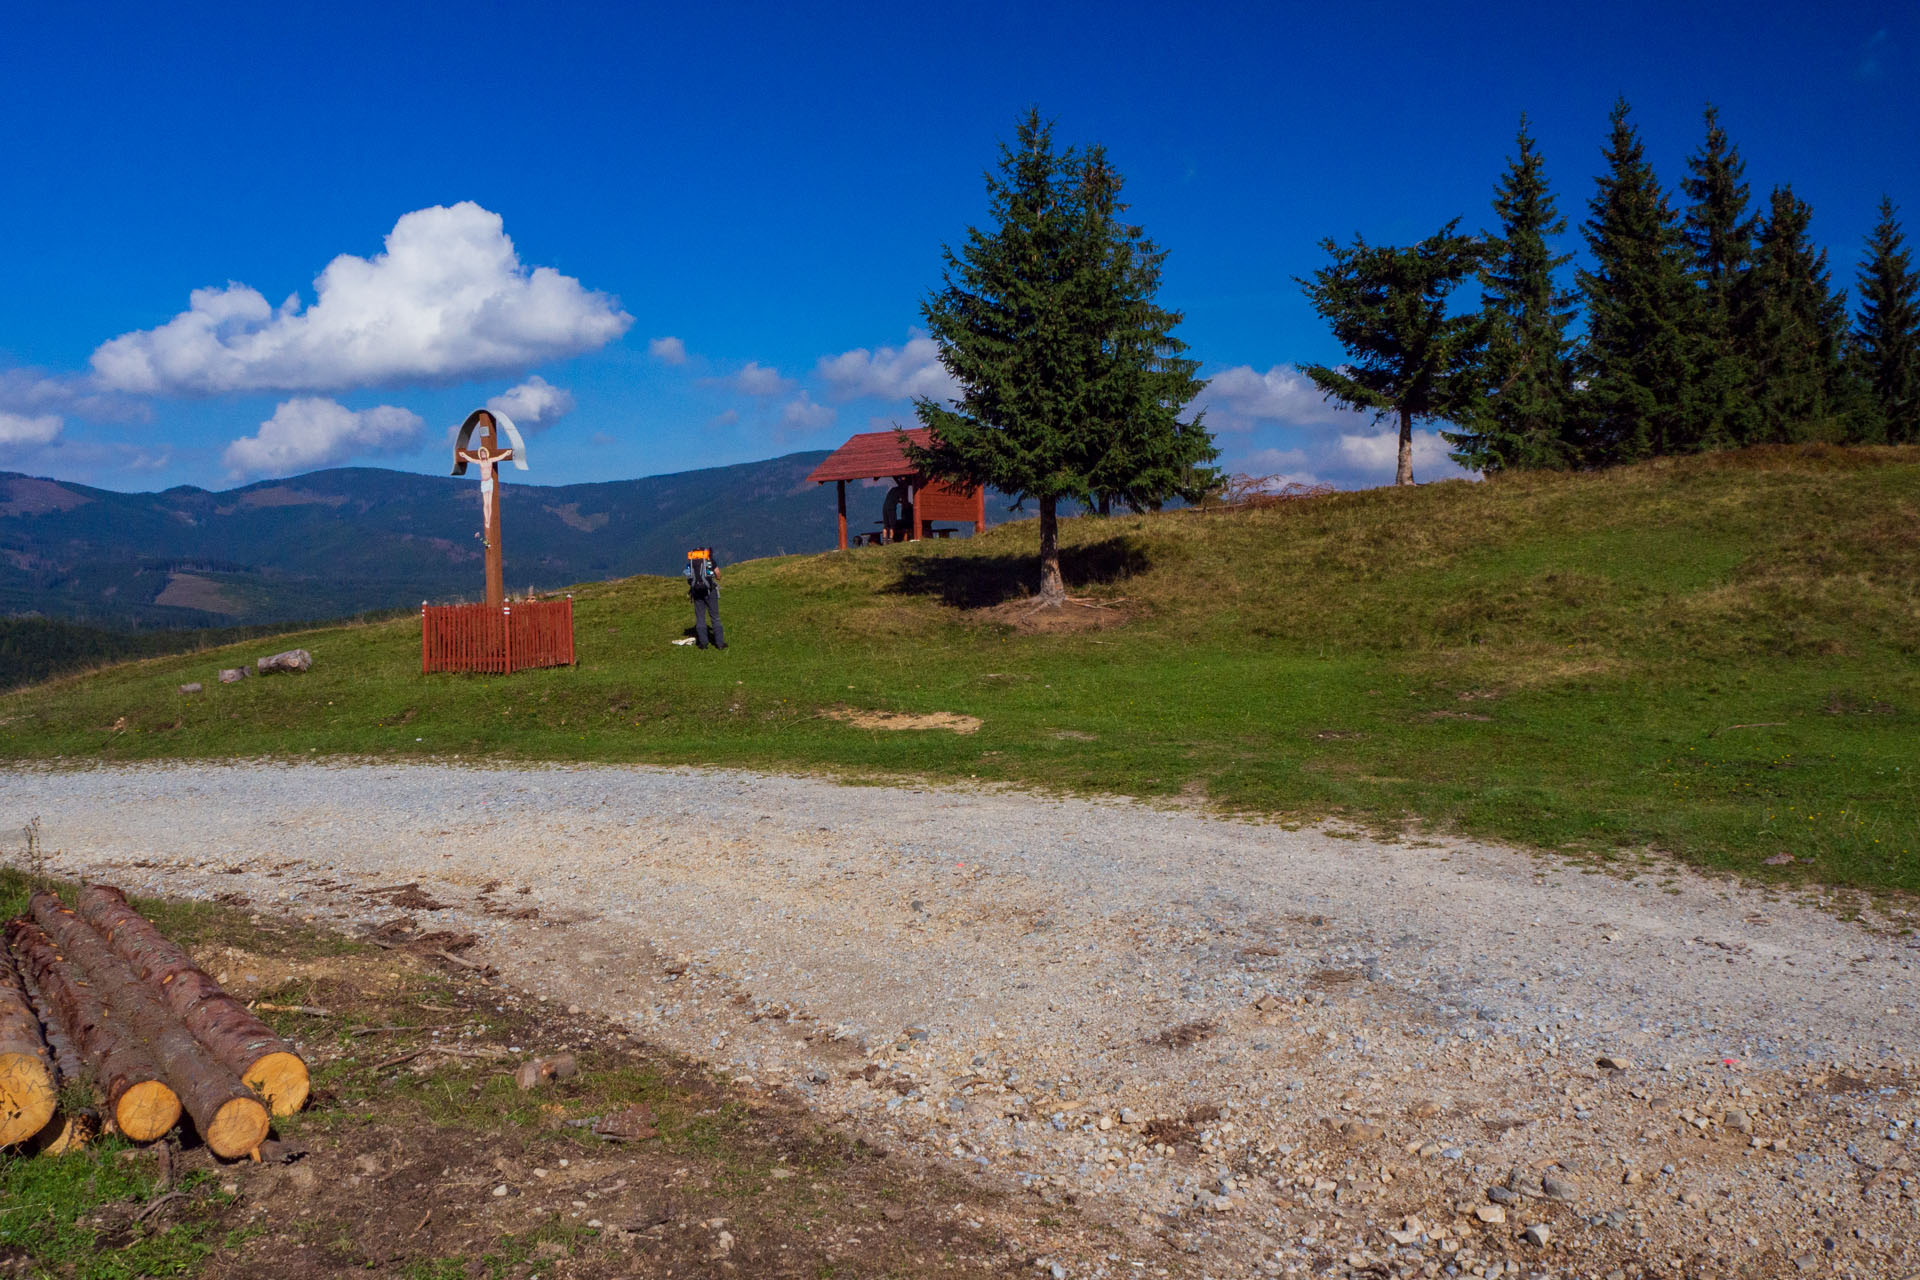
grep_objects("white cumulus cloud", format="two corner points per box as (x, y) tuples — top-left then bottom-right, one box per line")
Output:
(486, 375), (575, 431)
(780, 393), (836, 431)
(0, 411), (62, 447)
(817, 331), (958, 403)
(0, 367), (148, 425)
(648, 336), (688, 365)
(92, 202), (631, 395)
(1199, 364), (1368, 432)
(1201, 360), (1475, 488)
(224, 397), (425, 479)
(1338, 429), (1458, 475)
(726, 361), (792, 397)
(1231, 447), (1318, 487)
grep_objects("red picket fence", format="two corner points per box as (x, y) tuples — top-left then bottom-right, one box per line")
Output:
(421, 597), (575, 674)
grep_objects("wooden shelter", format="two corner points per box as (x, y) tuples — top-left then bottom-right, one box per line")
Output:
(806, 428), (987, 549)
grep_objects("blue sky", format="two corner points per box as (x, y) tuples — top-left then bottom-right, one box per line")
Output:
(2, 1), (1913, 494)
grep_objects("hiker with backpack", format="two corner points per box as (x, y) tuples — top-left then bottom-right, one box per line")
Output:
(684, 548), (726, 650)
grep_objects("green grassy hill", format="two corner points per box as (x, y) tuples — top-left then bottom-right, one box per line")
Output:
(5, 445), (1916, 893)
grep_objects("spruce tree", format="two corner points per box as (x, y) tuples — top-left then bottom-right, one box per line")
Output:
(911, 112), (1211, 601)
(1680, 105), (1758, 446)
(1852, 196), (1920, 442)
(1449, 115), (1576, 472)
(1298, 221), (1486, 485)
(1071, 148), (1217, 514)
(1575, 100), (1700, 464)
(1748, 185), (1849, 440)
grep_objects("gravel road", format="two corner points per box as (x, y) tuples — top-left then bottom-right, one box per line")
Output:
(5, 760), (1916, 1278)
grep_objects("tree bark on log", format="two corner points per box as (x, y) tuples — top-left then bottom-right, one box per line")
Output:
(76, 884), (309, 1116)
(13, 935), (101, 1153)
(6, 917), (180, 1143)
(0, 938), (57, 1146)
(29, 893), (268, 1158)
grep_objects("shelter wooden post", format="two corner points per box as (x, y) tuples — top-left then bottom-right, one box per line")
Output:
(836, 480), (847, 550)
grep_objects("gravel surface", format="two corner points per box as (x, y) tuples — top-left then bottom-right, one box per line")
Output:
(6, 760), (1918, 1278)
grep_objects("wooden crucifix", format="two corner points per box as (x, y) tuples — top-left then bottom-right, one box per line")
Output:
(451, 408), (528, 606)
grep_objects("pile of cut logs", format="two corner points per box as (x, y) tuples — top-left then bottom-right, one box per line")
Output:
(1, 885), (308, 1159)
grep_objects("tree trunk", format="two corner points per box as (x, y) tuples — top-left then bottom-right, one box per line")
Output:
(78, 884), (309, 1116)
(12, 936), (101, 1153)
(1036, 496), (1065, 603)
(30, 893), (268, 1158)
(1396, 407), (1415, 486)
(1097, 493), (1111, 517)
(6, 916), (180, 1143)
(0, 941), (57, 1146)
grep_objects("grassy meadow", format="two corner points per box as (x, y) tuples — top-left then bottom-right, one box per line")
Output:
(3, 445), (1916, 893)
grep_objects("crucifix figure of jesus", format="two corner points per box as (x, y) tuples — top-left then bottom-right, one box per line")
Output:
(451, 408), (529, 606)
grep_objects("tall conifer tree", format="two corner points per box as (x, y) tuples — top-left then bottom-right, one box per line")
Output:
(1748, 185), (1848, 440)
(1448, 115), (1576, 472)
(1071, 148), (1217, 514)
(1575, 100), (1700, 464)
(912, 111), (1211, 601)
(1852, 197), (1920, 442)
(1680, 105), (1758, 447)
(1299, 221), (1486, 486)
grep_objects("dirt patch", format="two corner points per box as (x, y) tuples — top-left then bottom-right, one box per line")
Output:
(1823, 690), (1898, 716)
(234, 486), (349, 510)
(544, 502), (611, 533)
(0, 476), (91, 517)
(152, 572), (243, 615)
(365, 882), (451, 911)
(1141, 1104), (1222, 1148)
(979, 596), (1130, 634)
(1162, 778), (1211, 809)
(1149, 1019), (1217, 1049)
(824, 707), (983, 734)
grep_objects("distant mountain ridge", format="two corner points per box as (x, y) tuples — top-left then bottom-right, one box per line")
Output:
(0, 451), (870, 627)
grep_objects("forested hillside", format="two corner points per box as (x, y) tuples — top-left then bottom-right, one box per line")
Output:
(0, 451), (842, 627)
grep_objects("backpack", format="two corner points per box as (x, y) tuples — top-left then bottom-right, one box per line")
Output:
(689, 558), (714, 599)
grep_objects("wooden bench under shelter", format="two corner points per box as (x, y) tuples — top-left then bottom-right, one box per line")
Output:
(806, 428), (988, 549)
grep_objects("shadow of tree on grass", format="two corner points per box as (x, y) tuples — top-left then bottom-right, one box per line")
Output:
(888, 536), (1152, 609)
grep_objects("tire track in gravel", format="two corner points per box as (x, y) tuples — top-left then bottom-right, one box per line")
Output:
(7, 761), (1919, 1278)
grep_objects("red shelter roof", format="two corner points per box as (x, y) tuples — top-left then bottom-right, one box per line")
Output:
(805, 428), (934, 484)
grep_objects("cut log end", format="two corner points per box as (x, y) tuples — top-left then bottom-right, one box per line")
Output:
(30, 1107), (98, 1155)
(115, 1079), (182, 1143)
(244, 1051), (311, 1116)
(0, 1051), (59, 1146)
(203, 1095), (271, 1161)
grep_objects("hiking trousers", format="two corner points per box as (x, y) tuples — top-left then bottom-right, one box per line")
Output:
(692, 595), (725, 649)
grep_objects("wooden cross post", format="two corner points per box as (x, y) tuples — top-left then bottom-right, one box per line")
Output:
(455, 411), (514, 607)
